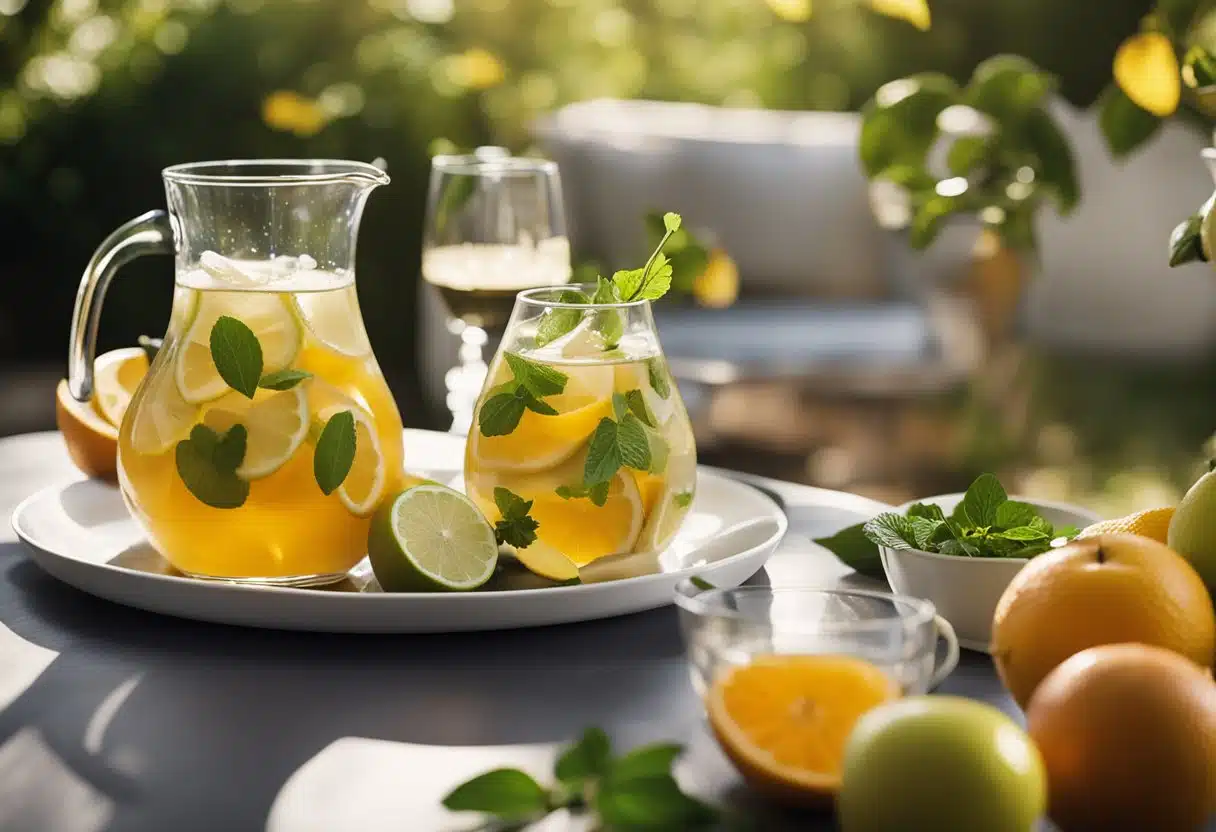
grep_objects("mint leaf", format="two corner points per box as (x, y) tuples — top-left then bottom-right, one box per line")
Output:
(209, 315), (263, 399)
(505, 352), (567, 399)
(612, 266), (646, 303)
(314, 410), (356, 495)
(556, 484), (587, 500)
(258, 368), (312, 391)
(646, 427), (669, 475)
(995, 500), (1038, 529)
(1054, 525), (1079, 539)
(588, 481), (610, 507)
(617, 415), (652, 472)
(557, 481), (610, 506)
(624, 389), (657, 428)
(635, 253), (673, 301)
(673, 490), (694, 509)
(815, 522), (884, 578)
(939, 538), (982, 557)
(595, 772), (717, 829)
(910, 516), (943, 549)
(647, 358), (671, 400)
(612, 392), (629, 421)
(593, 275), (622, 304)
(959, 474), (1007, 527)
(1028, 515), (1053, 535)
(584, 418), (623, 486)
(524, 397), (558, 416)
(906, 502), (946, 522)
(175, 424), (249, 509)
(479, 392), (527, 437)
(689, 576), (715, 591)
(997, 526), (1049, 542)
(863, 513), (917, 549)
(555, 727), (612, 786)
(493, 487), (539, 549)
(663, 212), (681, 233)
(592, 277), (624, 348)
(534, 289), (590, 348)
(610, 743), (682, 781)
(442, 768), (549, 819)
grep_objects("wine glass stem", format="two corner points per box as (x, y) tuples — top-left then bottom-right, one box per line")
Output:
(445, 319), (488, 435)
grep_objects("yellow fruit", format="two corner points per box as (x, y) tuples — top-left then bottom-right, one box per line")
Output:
(1027, 643), (1216, 832)
(1114, 32), (1182, 117)
(93, 347), (149, 428)
(707, 654), (899, 807)
(1078, 507), (1174, 545)
(991, 534), (1216, 708)
(693, 247), (740, 309)
(56, 380), (119, 481)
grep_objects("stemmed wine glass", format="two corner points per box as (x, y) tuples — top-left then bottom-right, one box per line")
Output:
(422, 149), (571, 433)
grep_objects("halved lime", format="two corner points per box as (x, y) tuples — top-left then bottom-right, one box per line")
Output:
(367, 485), (498, 592)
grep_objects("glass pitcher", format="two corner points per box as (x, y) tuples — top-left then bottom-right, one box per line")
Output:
(68, 160), (403, 586)
(463, 286), (697, 580)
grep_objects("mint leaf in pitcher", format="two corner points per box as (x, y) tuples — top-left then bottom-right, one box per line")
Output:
(210, 315), (263, 399)
(534, 288), (590, 348)
(259, 368), (312, 391)
(313, 410), (356, 495)
(175, 423), (249, 509)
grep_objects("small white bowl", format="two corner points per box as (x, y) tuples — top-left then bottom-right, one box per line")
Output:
(879, 493), (1100, 653)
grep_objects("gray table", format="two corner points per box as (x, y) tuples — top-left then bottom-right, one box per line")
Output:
(0, 432), (1014, 832)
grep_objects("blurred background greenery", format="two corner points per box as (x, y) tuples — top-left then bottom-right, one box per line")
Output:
(5, 0), (1214, 515)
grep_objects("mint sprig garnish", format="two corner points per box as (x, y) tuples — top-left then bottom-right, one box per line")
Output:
(209, 315), (263, 399)
(442, 728), (719, 829)
(313, 410), (356, 495)
(478, 353), (570, 437)
(534, 288), (591, 348)
(174, 423), (249, 509)
(493, 487), (539, 549)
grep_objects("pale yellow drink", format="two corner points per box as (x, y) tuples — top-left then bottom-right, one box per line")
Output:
(117, 261), (403, 583)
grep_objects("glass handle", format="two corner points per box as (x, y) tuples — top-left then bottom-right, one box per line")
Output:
(68, 210), (174, 402)
(929, 614), (961, 689)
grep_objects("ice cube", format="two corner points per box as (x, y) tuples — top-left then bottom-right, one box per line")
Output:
(199, 251), (262, 286)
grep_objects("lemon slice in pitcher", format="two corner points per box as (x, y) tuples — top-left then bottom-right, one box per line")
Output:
(203, 388), (310, 479)
(316, 403), (386, 516)
(293, 289), (371, 357)
(94, 347), (150, 428)
(175, 291), (301, 403)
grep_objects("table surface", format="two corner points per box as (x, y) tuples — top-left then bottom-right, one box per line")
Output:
(0, 431), (1026, 832)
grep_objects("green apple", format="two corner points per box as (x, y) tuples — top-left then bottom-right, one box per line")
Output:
(1168, 469), (1216, 598)
(838, 696), (1046, 832)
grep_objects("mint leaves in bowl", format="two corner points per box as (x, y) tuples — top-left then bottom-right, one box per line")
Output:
(816, 474), (1097, 653)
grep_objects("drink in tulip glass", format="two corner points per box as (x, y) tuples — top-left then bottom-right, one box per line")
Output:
(67, 160), (401, 586)
(464, 285), (697, 579)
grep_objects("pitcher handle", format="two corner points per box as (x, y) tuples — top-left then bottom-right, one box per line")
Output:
(68, 210), (174, 402)
(929, 614), (961, 690)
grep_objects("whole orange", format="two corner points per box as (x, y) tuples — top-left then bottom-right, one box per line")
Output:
(1027, 643), (1216, 832)
(991, 533), (1215, 708)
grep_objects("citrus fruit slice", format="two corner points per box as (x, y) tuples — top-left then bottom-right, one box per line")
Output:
(614, 360), (675, 426)
(1078, 507), (1174, 545)
(56, 380), (120, 480)
(293, 288), (371, 356)
(202, 387), (310, 480)
(708, 654), (900, 806)
(316, 403), (385, 516)
(175, 291), (300, 403)
(127, 361), (200, 455)
(93, 347), (150, 429)
(469, 360), (614, 473)
(635, 447), (697, 553)
(367, 484), (498, 591)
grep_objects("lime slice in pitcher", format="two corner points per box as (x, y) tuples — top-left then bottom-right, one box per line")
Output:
(367, 484), (499, 592)
(203, 388), (310, 479)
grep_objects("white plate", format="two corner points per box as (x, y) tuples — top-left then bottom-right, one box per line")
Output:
(11, 430), (785, 633)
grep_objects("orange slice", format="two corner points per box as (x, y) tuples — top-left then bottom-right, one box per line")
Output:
(707, 655), (900, 807)
(56, 379), (120, 481)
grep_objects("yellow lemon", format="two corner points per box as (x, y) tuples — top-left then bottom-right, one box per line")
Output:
(1079, 507), (1174, 545)
(1114, 32), (1181, 117)
(94, 347), (150, 429)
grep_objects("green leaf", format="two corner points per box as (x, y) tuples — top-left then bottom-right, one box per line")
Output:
(593, 275), (622, 304)
(1161, 0), (1204, 36)
(442, 768), (550, 819)
(493, 487), (539, 549)
(910, 516), (944, 549)
(964, 55), (1055, 122)
(946, 136), (989, 175)
(647, 358), (671, 400)
(617, 415), (652, 472)
(663, 212), (681, 233)
(494, 487), (531, 520)
(613, 267), (646, 302)
(938, 537), (982, 557)
(584, 418), (623, 486)
(995, 500), (1038, 529)
(674, 490), (694, 509)
(1054, 524), (1080, 539)
(1183, 45), (1216, 88)
(878, 164), (936, 190)
(588, 481), (610, 507)
(534, 289), (590, 348)
(209, 315), (263, 399)
(959, 473), (1007, 527)
(1098, 84), (1162, 158)
(592, 277), (625, 347)
(909, 193), (961, 249)
(555, 484), (585, 500)
(612, 392), (629, 421)
(1169, 214), (1206, 267)
(646, 427), (669, 475)
(524, 397), (559, 416)
(479, 393), (528, 437)
(635, 254), (673, 301)
(555, 727), (612, 785)
(1028, 515), (1054, 535)
(688, 576), (715, 591)
(610, 743), (683, 781)
(813, 522), (884, 579)
(174, 424), (249, 509)
(596, 773), (718, 830)
(998, 208), (1037, 252)
(1023, 108), (1079, 214)
(859, 73), (959, 177)
(313, 410), (357, 496)
(258, 368), (313, 391)
(998, 525), (1050, 541)
(863, 513), (917, 549)
(624, 389), (657, 428)
(906, 502), (946, 522)
(505, 352), (567, 399)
